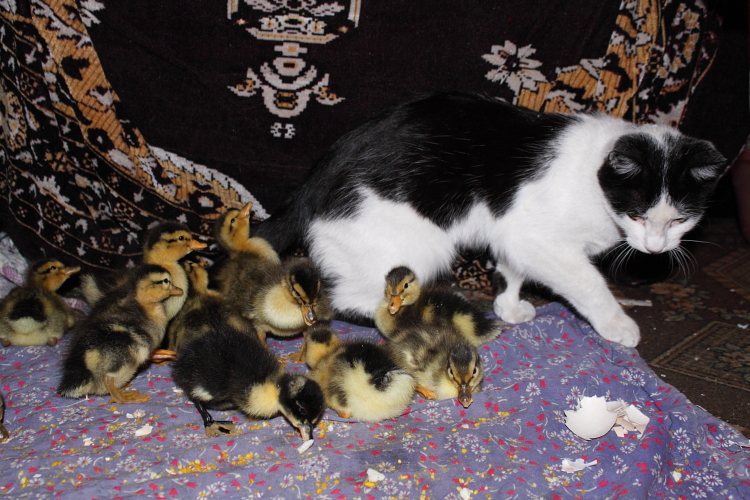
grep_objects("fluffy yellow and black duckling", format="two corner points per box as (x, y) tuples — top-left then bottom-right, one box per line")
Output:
(304, 322), (415, 422)
(81, 222), (206, 320)
(0, 259), (80, 347)
(171, 318), (325, 440)
(151, 258), (254, 364)
(214, 204), (332, 360)
(385, 322), (484, 408)
(0, 392), (9, 442)
(374, 266), (502, 347)
(57, 264), (183, 404)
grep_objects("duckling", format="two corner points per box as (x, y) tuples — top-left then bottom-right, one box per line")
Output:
(57, 264), (183, 404)
(80, 222), (206, 320)
(374, 266), (502, 347)
(304, 322), (415, 422)
(0, 392), (9, 442)
(0, 259), (80, 347)
(215, 203), (332, 360)
(151, 258), (255, 363)
(171, 319), (325, 440)
(385, 322), (484, 408)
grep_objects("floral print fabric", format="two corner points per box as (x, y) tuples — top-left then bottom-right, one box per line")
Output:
(1, 302), (749, 499)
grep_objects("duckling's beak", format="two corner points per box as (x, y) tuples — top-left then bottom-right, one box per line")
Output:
(457, 384), (473, 408)
(170, 286), (184, 297)
(302, 305), (316, 326)
(239, 201), (253, 219)
(66, 266), (81, 276)
(388, 296), (402, 314)
(189, 240), (208, 251)
(298, 421), (314, 442)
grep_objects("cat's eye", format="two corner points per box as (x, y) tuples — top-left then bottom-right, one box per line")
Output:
(673, 218), (687, 223)
(627, 213), (642, 221)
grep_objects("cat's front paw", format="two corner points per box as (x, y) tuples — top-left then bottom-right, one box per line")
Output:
(493, 296), (536, 324)
(594, 312), (640, 347)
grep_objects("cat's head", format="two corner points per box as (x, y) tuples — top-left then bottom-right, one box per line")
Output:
(598, 130), (726, 254)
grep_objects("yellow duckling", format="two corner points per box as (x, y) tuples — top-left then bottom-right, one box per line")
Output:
(80, 222), (206, 320)
(0, 259), (80, 347)
(171, 318), (326, 440)
(375, 266), (502, 346)
(57, 264), (183, 404)
(304, 322), (415, 422)
(385, 321), (484, 408)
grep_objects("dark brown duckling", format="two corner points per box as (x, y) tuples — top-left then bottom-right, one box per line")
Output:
(214, 203), (332, 361)
(374, 266), (502, 346)
(57, 264), (183, 404)
(385, 321), (484, 408)
(151, 258), (255, 364)
(0, 259), (80, 347)
(171, 318), (326, 440)
(0, 392), (9, 442)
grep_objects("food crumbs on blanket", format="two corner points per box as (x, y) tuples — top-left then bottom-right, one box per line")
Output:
(126, 410), (145, 419)
(366, 468), (385, 483)
(458, 487), (472, 500)
(134, 424), (152, 437)
(298, 439), (314, 453)
(83, 437), (93, 446)
(672, 470), (683, 482)
(565, 396), (650, 440)
(561, 458), (598, 473)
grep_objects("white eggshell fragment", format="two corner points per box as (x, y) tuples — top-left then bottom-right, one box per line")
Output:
(564, 396), (618, 440)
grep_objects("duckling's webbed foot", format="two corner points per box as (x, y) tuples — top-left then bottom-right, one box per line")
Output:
(415, 384), (437, 400)
(285, 339), (307, 364)
(47, 337), (59, 347)
(104, 376), (150, 404)
(0, 339), (10, 347)
(194, 401), (235, 437)
(150, 349), (178, 365)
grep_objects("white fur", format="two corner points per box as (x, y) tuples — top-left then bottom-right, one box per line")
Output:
(308, 116), (693, 348)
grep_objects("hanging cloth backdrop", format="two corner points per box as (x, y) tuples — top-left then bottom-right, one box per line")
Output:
(0, 0), (747, 271)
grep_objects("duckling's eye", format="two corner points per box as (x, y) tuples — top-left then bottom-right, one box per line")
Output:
(472, 366), (478, 377)
(48, 266), (58, 271)
(297, 403), (307, 417)
(403, 283), (408, 289)
(178, 235), (186, 241)
(230, 217), (236, 225)
(447, 366), (454, 378)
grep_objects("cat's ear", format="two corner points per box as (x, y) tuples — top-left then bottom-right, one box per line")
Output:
(605, 150), (643, 178)
(683, 140), (727, 183)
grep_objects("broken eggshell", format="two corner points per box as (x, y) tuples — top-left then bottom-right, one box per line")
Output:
(564, 396), (619, 440)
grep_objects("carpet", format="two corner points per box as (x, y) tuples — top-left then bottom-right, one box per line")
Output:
(650, 321), (750, 392)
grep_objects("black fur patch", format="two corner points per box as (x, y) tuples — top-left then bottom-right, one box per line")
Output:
(598, 133), (726, 218)
(340, 341), (399, 391)
(8, 295), (45, 322)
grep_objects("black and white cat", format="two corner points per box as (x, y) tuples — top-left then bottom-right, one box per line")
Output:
(254, 92), (726, 347)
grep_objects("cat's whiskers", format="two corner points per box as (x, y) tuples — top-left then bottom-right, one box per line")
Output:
(667, 245), (697, 279)
(606, 242), (637, 281)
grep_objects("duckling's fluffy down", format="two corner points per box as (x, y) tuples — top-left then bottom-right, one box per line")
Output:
(311, 340), (416, 422)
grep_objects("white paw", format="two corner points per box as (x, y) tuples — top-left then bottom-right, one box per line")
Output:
(594, 312), (641, 347)
(493, 295), (536, 324)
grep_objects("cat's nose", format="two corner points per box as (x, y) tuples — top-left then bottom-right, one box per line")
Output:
(644, 240), (666, 254)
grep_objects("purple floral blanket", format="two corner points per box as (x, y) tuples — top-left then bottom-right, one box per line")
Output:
(2, 296), (750, 499)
